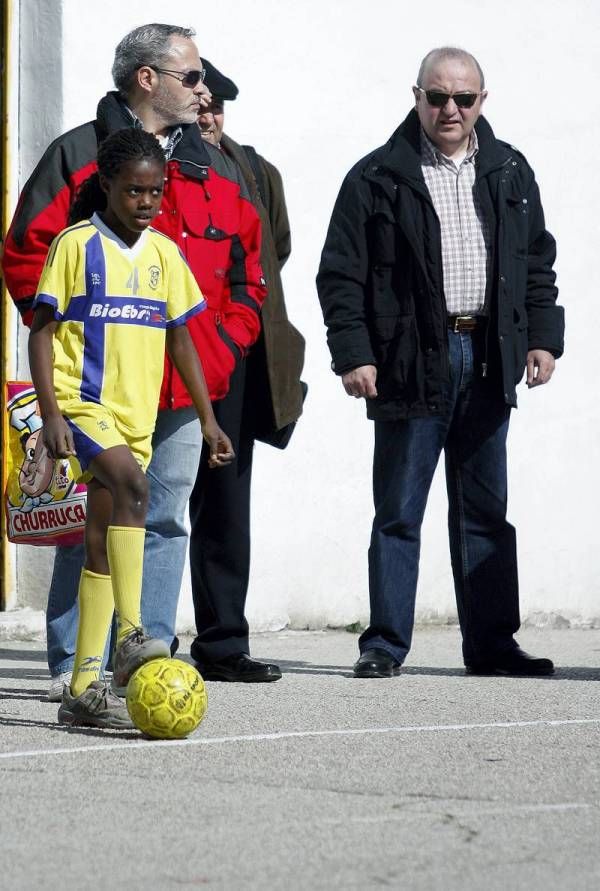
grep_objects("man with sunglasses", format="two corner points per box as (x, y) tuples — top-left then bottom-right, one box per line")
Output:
(124, 58), (304, 683)
(2, 23), (270, 697)
(317, 47), (564, 679)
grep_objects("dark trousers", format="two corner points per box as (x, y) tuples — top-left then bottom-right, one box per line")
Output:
(189, 359), (255, 663)
(361, 329), (520, 665)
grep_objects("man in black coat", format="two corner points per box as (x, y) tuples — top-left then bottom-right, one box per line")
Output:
(317, 46), (564, 679)
(187, 60), (306, 681)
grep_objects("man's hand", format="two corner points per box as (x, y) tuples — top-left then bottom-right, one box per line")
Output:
(526, 350), (556, 388)
(342, 365), (378, 399)
(201, 419), (235, 469)
(197, 81), (212, 110)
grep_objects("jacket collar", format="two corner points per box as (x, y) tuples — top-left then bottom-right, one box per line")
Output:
(95, 91), (211, 180)
(95, 91), (135, 135)
(220, 133), (262, 206)
(365, 108), (512, 185)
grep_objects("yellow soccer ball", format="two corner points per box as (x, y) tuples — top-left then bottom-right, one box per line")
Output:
(126, 658), (208, 739)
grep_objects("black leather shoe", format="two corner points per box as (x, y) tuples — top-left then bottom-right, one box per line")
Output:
(465, 646), (554, 677)
(195, 653), (282, 683)
(353, 648), (401, 678)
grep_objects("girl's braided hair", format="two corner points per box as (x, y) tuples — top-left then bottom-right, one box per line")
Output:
(68, 128), (166, 225)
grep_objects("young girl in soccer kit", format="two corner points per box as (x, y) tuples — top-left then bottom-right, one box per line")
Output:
(28, 128), (234, 730)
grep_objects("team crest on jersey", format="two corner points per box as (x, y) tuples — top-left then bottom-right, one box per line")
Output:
(148, 266), (161, 289)
(90, 273), (102, 287)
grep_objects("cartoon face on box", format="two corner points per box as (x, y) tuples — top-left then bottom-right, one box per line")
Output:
(19, 428), (54, 498)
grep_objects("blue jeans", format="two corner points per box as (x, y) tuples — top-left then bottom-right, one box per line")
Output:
(360, 329), (519, 666)
(46, 407), (201, 676)
(46, 543), (88, 676)
(142, 407), (202, 646)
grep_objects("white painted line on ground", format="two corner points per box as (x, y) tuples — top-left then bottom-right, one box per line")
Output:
(0, 717), (599, 762)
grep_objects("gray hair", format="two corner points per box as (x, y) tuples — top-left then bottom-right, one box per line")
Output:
(112, 23), (196, 95)
(417, 47), (485, 90)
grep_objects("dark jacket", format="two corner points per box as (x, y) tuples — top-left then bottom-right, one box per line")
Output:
(221, 133), (306, 430)
(1, 92), (266, 405)
(316, 110), (564, 421)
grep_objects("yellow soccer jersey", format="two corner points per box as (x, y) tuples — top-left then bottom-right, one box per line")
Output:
(34, 214), (206, 435)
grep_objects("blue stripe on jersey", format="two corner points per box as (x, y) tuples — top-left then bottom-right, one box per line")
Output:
(80, 233), (107, 404)
(65, 417), (104, 471)
(72, 234), (168, 404)
(166, 299), (206, 328)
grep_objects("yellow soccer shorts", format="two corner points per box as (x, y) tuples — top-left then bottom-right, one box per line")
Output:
(60, 400), (153, 483)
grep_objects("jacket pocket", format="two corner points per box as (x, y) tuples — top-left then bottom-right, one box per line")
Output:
(369, 265), (415, 319)
(181, 203), (237, 238)
(371, 314), (421, 400)
(217, 320), (243, 362)
(510, 253), (529, 311)
(505, 193), (530, 253)
(179, 209), (232, 309)
(369, 212), (397, 266)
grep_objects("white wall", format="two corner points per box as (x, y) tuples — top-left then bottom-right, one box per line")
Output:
(8, 0), (600, 629)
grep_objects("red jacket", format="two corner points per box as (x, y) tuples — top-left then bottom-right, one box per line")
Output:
(1, 92), (266, 406)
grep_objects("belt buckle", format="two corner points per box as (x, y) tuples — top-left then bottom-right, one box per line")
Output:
(454, 315), (475, 333)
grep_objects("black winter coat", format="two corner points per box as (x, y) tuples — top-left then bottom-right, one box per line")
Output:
(316, 110), (564, 420)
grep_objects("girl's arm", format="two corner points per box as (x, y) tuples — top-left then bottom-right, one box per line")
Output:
(28, 305), (76, 458)
(166, 325), (234, 468)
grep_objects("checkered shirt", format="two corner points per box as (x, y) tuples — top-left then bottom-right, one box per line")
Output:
(420, 128), (491, 315)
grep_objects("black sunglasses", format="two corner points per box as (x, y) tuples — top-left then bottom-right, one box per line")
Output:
(151, 66), (207, 88)
(416, 87), (481, 109)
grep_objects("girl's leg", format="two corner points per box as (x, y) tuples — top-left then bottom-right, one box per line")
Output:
(89, 446), (170, 691)
(70, 478), (114, 697)
(89, 446), (148, 643)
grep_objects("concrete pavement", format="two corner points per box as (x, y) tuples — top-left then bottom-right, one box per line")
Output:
(1, 627), (600, 890)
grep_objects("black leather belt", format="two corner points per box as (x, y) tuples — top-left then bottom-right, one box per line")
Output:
(447, 315), (484, 333)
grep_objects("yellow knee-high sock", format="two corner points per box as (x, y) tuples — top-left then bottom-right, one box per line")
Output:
(107, 525), (145, 644)
(71, 569), (114, 697)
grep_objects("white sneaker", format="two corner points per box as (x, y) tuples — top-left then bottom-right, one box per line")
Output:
(47, 672), (72, 703)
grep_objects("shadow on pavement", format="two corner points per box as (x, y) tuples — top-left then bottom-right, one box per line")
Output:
(0, 686), (48, 701)
(276, 660), (466, 678)
(550, 667), (600, 681)
(0, 712), (140, 741)
(0, 648), (47, 662)
(271, 659), (354, 678)
(2, 648), (599, 682)
(0, 668), (50, 680)
(403, 666), (466, 677)
(171, 653), (355, 679)
(405, 665), (600, 681)
(270, 662), (600, 681)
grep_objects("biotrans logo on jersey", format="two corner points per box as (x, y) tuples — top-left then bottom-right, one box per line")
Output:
(89, 301), (164, 324)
